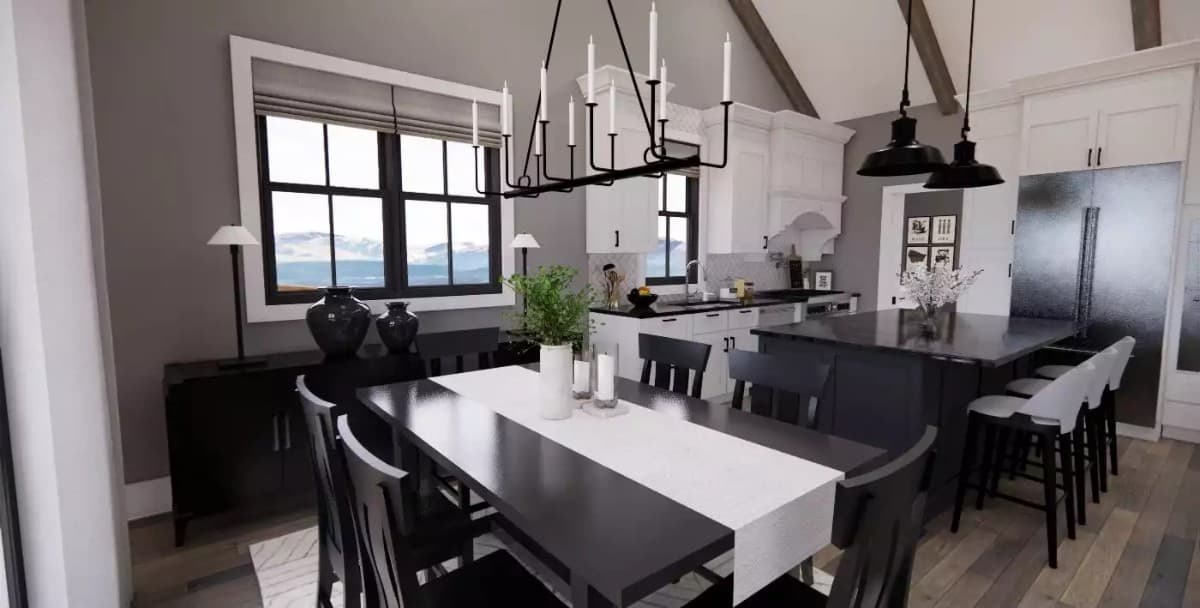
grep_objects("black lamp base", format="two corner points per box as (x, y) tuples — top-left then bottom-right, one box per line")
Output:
(216, 356), (268, 371)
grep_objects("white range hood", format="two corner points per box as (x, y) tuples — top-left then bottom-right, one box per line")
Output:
(767, 111), (853, 261)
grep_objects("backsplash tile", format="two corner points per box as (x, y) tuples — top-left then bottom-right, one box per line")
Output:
(703, 253), (789, 292)
(587, 253), (642, 295)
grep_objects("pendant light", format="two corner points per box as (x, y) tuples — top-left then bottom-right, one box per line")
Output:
(925, 0), (1004, 189)
(858, 0), (946, 177)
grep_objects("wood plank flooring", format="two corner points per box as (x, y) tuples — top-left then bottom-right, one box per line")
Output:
(131, 436), (1200, 607)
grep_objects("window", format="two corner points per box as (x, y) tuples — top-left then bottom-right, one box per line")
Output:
(257, 115), (501, 304)
(646, 172), (699, 285)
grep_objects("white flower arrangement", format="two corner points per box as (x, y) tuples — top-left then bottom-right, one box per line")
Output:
(899, 264), (984, 313)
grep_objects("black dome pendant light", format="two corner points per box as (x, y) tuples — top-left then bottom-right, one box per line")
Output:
(925, 0), (1004, 189)
(858, 0), (947, 177)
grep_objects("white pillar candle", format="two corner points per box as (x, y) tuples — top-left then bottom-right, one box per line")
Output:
(587, 36), (595, 104)
(596, 353), (615, 400)
(659, 61), (667, 119)
(568, 96), (576, 146)
(540, 62), (548, 121)
(573, 360), (590, 393)
(501, 81), (510, 135)
(535, 120), (542, 156)
(648, 2), (658, 80)
(722, 33), (732, 102)
(608, 89), (616, 135)
(471, 99), (479, 147)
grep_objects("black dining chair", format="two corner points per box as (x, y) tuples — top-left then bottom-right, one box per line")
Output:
(415, 327), (500, 377)
(336, 416), (566, 608)
(638, 333), (712, 398)
(728, 349), (832, 429)
(683, 425), (938, 608)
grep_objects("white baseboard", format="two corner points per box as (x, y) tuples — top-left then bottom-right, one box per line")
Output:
(1163, 425), (1200, 444)
(125, 476), (171, 521)
(1115, 422), (1161, 442)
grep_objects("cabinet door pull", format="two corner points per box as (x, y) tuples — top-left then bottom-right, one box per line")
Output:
(272, 415), (280, 452)
(1087, 148), (1092, 167)
(762, 236), (768, 249)
(730, 336), (737, 350)
(283, 413), (292, 450)
(723, 337), (730, 352)
(614, 230), (620, 248)
(705, 313), (720, 318)
(661, 318), (677, 323)
(1096, 147), (1102, 166)
(739, 309), (753, 314)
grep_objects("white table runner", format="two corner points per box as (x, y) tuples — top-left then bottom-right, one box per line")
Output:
(432, 366), (843, 604)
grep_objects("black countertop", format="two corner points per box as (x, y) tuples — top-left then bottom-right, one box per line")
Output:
(752, 309), (1078, 367)
(589, 297), (792, 319)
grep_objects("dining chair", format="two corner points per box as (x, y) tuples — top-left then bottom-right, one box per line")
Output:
(336, 416), (565, 608)
(682, 425), (938, 608)
(728, 349), (831, 429)
(951, 362), (1094, 568)
(297, 376), (362, 608)
(638, 333), (712, 398)
(415, 327), (500, 377)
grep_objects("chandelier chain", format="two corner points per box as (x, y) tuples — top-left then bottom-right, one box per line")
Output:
(962, 0), (976, 141)
(900, 0), (914, 116)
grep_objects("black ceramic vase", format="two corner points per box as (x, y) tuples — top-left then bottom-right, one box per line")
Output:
(305, 286), (371, 358)
(376, 301), (419, 354)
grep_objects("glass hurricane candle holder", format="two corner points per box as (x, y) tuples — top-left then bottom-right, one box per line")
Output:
(572, 348), (592, 400)
(591, 341), (619, 408)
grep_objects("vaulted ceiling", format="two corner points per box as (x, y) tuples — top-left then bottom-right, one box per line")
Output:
(751, 0), (1200, 123)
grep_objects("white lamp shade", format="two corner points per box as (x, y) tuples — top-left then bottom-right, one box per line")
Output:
(207, 225), (259, 247)
(510, 233), (540, 249)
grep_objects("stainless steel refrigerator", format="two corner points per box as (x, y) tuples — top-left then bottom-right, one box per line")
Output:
(1011, 162), (1180, 428)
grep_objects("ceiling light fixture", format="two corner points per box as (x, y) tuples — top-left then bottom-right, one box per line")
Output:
(858, 0), (947, 177)
(925, 0), (1004, 189)
(471, 0), (733, 199)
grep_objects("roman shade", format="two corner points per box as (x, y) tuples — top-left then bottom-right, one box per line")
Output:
(252, 59), (502, 147)
(664, 139), (700, 179)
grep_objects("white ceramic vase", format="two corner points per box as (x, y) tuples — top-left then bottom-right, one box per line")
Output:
(538, 344), (574, 420)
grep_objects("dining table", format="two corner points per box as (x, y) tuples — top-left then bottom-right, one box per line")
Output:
(357, 364), (886, 607)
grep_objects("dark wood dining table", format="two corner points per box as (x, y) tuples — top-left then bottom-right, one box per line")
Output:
(357, 368), (885, 607)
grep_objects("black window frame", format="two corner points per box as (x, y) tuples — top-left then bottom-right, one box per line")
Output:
(645, 171), (700, 286)
(256, 115), (502, 305)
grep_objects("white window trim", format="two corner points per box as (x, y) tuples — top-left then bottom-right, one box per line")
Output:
(230, 35), (514, 323)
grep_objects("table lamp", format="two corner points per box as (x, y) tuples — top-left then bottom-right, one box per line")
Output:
(208, 225), (265, 369)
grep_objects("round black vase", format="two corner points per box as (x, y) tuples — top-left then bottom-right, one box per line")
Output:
(376, 301), (419, 355)
(305, 286), (371, 358)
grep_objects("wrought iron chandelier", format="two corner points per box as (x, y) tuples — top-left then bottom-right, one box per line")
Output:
(469, 0), (734, 199)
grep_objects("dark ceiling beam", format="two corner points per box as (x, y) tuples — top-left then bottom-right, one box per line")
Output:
(727, 0), (819, 118)
(897, 0), (958, 115)
(1131, 0), (1162, 50)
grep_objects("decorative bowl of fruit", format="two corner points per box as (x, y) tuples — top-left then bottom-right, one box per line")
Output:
(627, 287), (658, 310)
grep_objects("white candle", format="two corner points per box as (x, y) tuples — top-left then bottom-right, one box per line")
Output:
(501, 81), (510, 135)
(608, 89), (616, 135)
(587, 36), (595, 104)
(573, 360), (590, 393)
(596, 353), (615, 400)
(648, 2), (658, 80)
(471, 99), (479, 147)
(568, 96), (576, 146)
(540, 62), (548, 121)
(722, 33), (732, 102)
(535, 120), (542, 156)
(659, 61), (667, 119)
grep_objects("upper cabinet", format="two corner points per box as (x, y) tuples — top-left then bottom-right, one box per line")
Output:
(703, 103), (773, 254)
(1020, 67), (1194, 176)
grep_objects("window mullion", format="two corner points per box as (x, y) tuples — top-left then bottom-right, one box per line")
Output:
(324, 124), (337, 287)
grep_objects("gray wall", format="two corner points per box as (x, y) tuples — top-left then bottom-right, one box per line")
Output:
(810, 103), (964, 310)
(82, 0), (790, 483)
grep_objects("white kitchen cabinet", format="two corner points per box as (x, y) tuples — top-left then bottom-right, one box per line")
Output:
(584, 78), (659, 253)
(695, 331), (730, 399)
(1020, 67), (1194, 176)
(638, 315), (692, 341)
(704, 103), (773, 254)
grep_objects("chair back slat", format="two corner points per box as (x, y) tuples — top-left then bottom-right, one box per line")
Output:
(1083, 349), (1118, 409)
(337, 416), (421, 608)
(728, 350), (831, 428)
(638, 333), (711, 398)
(828, 426), (938, 608)
(1108, 336), (1136, 390)
(1019, 362), (1095, 433)
(296, 376), (357, 585)
(415, 327), (499, 377)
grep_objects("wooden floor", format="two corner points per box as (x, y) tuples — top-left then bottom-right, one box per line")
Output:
(131, 436), (1200, 607)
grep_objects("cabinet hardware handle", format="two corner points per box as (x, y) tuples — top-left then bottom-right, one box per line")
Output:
(283, 413), (292, 450)
(892, 296), (897, 305)
(723, 337), (729, 352)
(661, 318), (677, 323)
(1008, 263), (1012, 278)
(272, 415), (280, 452)
(762, 236), (768, 249)
(1096, 147), (1102, 166)
(614, 230), (620, 248)
(1010, 220), (1015, 235)
(730, 336), (737, 350)
(1087, 148), (1092, 167)
(739, 309), (752, 314)
(705, 313), (720, 318)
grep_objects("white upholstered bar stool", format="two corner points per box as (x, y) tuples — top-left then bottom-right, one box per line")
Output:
(951, 362), (1094, 569)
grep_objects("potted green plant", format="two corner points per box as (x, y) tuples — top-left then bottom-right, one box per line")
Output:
(505, 265), (593, 420)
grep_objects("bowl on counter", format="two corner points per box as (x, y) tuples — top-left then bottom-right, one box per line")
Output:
(626, 290), (659, 310)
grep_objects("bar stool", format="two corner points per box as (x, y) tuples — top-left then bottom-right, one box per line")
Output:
(1034, 337), (1135, 479)
(952, 362), (1094, 569)
(1004, 349), (1117, 525)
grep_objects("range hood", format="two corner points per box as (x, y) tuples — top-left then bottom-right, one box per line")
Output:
(766, 112), (853, 261)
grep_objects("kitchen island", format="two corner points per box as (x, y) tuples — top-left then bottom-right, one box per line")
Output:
(752, 309), (1078, 513)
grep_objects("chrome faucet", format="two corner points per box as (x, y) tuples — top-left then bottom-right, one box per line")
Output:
(684, 259), (705, 302)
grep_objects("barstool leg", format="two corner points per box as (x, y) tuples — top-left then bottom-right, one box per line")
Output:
(1086, 413), (1101, 503)
(990, 427), (1011, 496)
(1042, 430), (1059, 569)
(1058, 432), (1076, 540)
(977, 424), (998, 510)
(952, 414), (980, 533)
(1072, 423), (1087, 526)
(1093, 408), (1109, 493)
(1105, 391), (1119, 476)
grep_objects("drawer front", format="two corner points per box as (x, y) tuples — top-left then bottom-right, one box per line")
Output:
(728, 307), (760, 330)
(692, 310), (729, 335)
(757, 305), (795, 329)
(639, 315), (693, 341)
